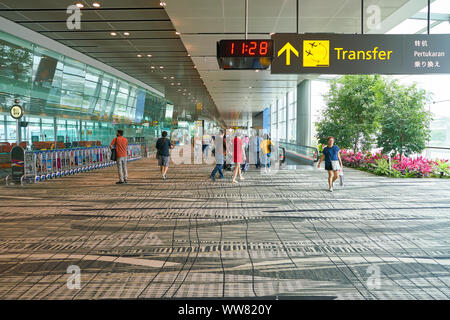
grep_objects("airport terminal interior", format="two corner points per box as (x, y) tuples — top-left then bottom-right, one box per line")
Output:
(0, 0), (449, 300)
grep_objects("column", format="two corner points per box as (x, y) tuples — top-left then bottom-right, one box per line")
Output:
(54, 117), (57, 145)
(285, 91), (289, 143)
(296, 79), (311, 146)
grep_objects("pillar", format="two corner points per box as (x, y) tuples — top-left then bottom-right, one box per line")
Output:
(296, 79), (311, 146)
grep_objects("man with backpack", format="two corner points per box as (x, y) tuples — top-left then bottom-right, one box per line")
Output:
(156, 131), (173, 180)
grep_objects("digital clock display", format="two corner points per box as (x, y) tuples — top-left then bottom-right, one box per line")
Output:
(218, 40), (273, 57)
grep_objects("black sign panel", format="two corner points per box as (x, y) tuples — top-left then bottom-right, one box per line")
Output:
(217, 40), (273, 70)
(11, 146), (24, 183)
(218, 40), (273, 57)
(271, 33), (450, 74)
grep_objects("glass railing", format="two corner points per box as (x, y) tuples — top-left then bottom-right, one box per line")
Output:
(279, 142), (319, 163)
(424, 146), (450, 161)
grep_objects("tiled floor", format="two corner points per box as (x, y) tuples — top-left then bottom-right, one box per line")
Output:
(0, 158), (449, 300)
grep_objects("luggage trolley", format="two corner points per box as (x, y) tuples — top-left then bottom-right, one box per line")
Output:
(69, 149), (75, 175)
(21, 150), (36, 185)
(82, 148), (87, 172)
(55, 150), (62, 178)
(63, 149), (70, 176)
(37, 151), (46, 181)
(85, 147), (91, 171)
(89, 147), (94, 170)
(45, 151), (53, 180)
(74, 149), (82, 173)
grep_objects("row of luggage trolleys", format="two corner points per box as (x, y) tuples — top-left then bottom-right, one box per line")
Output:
(21, 144), (142, 184)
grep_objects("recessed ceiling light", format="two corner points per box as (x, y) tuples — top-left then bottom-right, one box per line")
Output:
(163, 76), (167, 79)
(110, 32), (117, 36)
(160, 1), (167, 7)
(194, 66), (197, 69)
(178, 89), (181, 91)
(183, 93), (186, 95)
(175, 32), (181, 35)
(147, 54), (152, 57)
(75, 3), (84, 8)
(123, 32), (130, 36)
(159, 66), (164, 69)
(170, 76), (174, 79)
(177, 83), (181, 85)
(249, 86), (252, 88)
(137, 54), (142, 57)
(171, 83), (174, 85)
(92, 2), (101, 8)
(187, 54), (190, 57)
(270, 32), (275, 36)
(255, 70), (259, 72)
(151, 66), (155, 69)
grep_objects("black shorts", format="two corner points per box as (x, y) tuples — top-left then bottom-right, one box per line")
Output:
(325, 163), (333, 171)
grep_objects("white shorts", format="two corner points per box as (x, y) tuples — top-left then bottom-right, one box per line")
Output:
(331, 160), (341, 171)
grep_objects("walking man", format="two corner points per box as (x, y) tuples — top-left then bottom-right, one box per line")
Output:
(317, 136), (343, 192)
(156, 131), (173, 180)
(110, 129), (128, 184)
(210, 130), (225, 181)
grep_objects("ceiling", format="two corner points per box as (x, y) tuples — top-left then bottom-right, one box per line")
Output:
(0, 0), (432, 128)
(164, 0), (428, 126)
(0, 0), (224, 125)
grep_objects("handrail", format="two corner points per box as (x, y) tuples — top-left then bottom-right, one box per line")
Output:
(279, 142), (319, 162)
(426, 146), (450, 150)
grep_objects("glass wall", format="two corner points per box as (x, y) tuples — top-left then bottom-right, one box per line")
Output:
(270, 89), (297, 144)
(270, 103), (277, 141)
(311, 79), (331, 147)
(287, 90), (297, 143)
(277, 94), (287, 142)
(0, 30), (172, 147)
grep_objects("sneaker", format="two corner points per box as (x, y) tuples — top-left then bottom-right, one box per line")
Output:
(210, 176), (215, 182)
(162, 175), (166, 180)
(339, 176), (344, 186)
(116, 181), (124, 184)
(329, 187), (333, 192)
(232, 180), (239, 184)
(124, 180), (128, 184)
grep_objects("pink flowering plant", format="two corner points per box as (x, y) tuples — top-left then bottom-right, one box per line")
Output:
(340, 149), (448, 178)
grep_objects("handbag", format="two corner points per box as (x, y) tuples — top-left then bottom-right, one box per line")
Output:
(111, 137), (118, 161)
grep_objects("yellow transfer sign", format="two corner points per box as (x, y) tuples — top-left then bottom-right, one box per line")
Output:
(303, 40), (329, 67)
(272, 33), (450, 74)
(277, 42), (298, 66)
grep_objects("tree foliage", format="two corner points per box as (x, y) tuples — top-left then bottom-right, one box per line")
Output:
(315, 75), (432, 156)
(316, 75), (385, 152)
(377, 81), (432, 159)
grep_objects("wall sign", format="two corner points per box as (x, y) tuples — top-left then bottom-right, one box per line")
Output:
(271, 33), (450, 74)
(10, 104), (24, 119)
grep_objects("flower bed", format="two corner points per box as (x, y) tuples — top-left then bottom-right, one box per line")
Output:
(340, 149), (449, 178)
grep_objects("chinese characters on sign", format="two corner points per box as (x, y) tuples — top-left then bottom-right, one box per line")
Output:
(413, 39), (443, 69)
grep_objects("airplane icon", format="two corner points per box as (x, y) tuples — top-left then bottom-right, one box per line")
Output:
(305, 50), (313, 56)
(309, 42), (318, 48)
